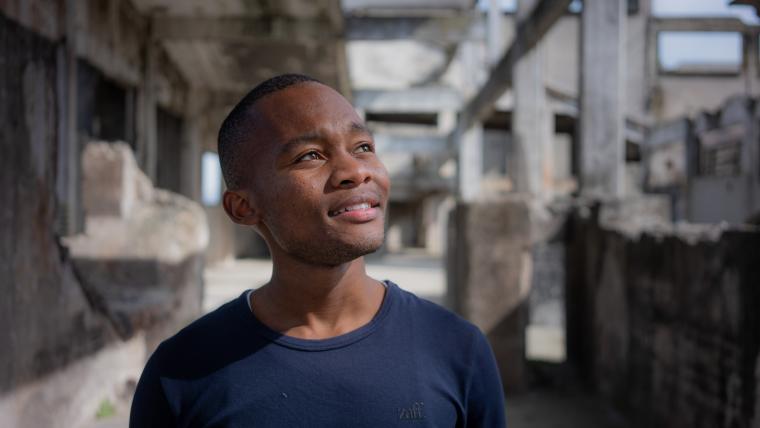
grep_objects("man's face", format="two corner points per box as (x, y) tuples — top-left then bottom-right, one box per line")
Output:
(243, 82), (390, 266)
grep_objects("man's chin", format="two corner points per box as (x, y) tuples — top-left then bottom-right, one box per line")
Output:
(296, 235), (385, 267)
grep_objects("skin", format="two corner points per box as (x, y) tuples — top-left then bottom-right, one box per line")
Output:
(222, 82), (391, 340)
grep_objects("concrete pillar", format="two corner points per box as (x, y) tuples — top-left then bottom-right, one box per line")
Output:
(457, 124), (483, 202)
(137, 36), (158, 181)
(512, 0), (553, 198)
(180, 119), (201, 201)
(438, 110), (456, 134)
(455, 39), (484, 202)
(447, 198), (533, 392)
(580, 0), (626, 198)
(743, 33), (758, 95)
(55, 0), (82, 235)
(487, 0), (503, 66)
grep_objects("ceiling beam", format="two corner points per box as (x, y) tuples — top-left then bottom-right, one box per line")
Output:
(346, 16), (473, 43)
(152, 15), (475, 44)
(151, 16), (339, 42)
(354, 87), (462, 112)
(375, 134), (449, 154)
(651, 17), (757, 33)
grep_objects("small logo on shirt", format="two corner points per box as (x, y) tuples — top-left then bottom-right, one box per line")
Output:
(398, 402), (425, 420)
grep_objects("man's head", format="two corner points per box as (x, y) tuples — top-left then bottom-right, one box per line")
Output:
(218, 74), (390, 267)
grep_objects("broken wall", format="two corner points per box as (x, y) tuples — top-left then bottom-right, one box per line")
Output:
(566, 203), (760, 428)
(643, 96), (760, 224)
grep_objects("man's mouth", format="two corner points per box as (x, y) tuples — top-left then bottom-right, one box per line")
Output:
(327, 195), (382, 220)
(329, 202), (375, 217)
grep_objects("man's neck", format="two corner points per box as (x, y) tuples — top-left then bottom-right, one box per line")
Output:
(250, 256), (386, 340)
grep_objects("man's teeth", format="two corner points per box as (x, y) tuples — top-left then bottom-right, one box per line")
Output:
(334, 202), (371, 215)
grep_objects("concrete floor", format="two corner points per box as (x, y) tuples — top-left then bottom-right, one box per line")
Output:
(505, 387), (631, 428)
(202, 251), (447, 314)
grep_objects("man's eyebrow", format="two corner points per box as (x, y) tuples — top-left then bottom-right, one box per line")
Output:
(279, 122), (373, 155)
(350, 121), (373, 136)
(280, 132), (322, 154)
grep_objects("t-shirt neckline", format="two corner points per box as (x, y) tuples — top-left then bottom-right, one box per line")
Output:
(239, 280), (397, 352)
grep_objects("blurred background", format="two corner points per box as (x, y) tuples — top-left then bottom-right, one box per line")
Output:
(2, 0), (760, 427)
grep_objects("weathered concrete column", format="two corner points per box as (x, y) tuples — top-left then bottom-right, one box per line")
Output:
(55, 0), (83, 234)
(744, 33), (758, 95)
(180, 88), (205, 201)
(457, 124), (483, 201)
(180, 118), (201, 201)
(580, 0), (626, 198)
(513, 0), (553, 198)
(455, 39), (484, 202)
(447, 197), (533, 391)
(137, 36), (158, 181)
(487, 0), (503, 66)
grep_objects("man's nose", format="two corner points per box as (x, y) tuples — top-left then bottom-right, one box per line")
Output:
(329, 153), (371, 189)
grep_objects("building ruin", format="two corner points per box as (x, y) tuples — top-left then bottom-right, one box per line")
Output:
(1, 0), (760, 427)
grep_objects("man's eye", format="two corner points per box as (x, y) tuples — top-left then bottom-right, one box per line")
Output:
(296, 151), (321, 162)
(355, 143), (373, 153)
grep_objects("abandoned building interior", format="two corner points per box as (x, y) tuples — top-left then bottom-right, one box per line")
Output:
(2, 0), (760, 426)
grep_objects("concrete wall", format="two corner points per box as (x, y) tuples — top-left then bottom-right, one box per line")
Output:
(643, 96), (760, 224)
(566, 203), (760, 428)
(446, 196), (572, 390)
(0, 10), (118, 395)
(655, 76), (757, 123)
(0, 5), (207, 426)
(447, 198), (532, 392)
(0, 14), (142, 427)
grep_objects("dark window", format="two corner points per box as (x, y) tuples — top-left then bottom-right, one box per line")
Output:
(76, 60), (132, 144)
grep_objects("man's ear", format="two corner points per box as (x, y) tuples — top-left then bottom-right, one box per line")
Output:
(222, 190), (261, 226)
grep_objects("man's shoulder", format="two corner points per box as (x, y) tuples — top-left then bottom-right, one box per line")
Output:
(389, 281), (484, 343)
(148, 293), (253, 374)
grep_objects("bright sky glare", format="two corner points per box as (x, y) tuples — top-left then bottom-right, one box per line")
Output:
(477, 0), (758, 23)
(658, 31), (742, 71)
(201, 151), (222, 206)
(652, 0), (759, 24)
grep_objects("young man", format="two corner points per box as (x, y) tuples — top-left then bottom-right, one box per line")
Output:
(130, 74), (506, 427)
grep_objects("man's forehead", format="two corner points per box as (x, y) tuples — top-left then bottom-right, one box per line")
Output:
(250, 83), (362, 138)
(256, 83), (353, 116)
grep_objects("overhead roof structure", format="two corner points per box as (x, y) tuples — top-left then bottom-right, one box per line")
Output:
(131, 0), (349, 100)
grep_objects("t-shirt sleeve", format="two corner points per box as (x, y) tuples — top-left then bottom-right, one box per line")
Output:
(129, 347), (177, 428)
(465, 331), (507, 428)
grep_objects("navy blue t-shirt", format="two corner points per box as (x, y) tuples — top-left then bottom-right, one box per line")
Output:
(130, 281), (506, 427)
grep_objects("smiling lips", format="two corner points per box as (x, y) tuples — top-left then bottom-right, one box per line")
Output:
(329, 202), (372, 216)
(328, 197), (382, 222)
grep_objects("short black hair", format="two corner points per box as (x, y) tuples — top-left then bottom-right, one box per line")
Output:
(217, 73), (322, 189)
